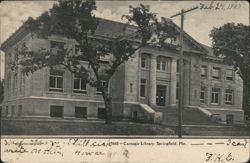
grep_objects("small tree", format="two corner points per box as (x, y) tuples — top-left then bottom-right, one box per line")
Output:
(210, 23), (250, 116)
(12, 0), (177, 124)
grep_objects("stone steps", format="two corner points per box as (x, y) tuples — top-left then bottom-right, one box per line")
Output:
(162, 107), (218, 126)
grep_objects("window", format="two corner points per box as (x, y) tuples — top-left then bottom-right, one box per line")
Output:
(7, 72), (11, 90)
(157, 58), (169, 71)
(75, 107), (87, 118)
(212, 67), (221, 79)
(200, 87), (206, 104)
(73, 77), (87, 94)
(157, 59), (161, 70)
(226, 69), (234, 81)
(49, 70), (64, 92)
(201, 65), (207, 77)
(50, 41), (65, 50)
(6, 106), (8, 117)
(130, 83), (133, 93)
(176, 82), (179, 100)
(19, 73), (25, 93)
(50, 105), (64, 118)
(18, 105), (22, 117)
(225, 89), (233, 105)
(211, 88), (220, 104)
(176, 59), (180, 73)
(141, 57), (148, 68)
(140, 79), (147, 97)
(98, 108), (106, 119)
(11, 105), (15, 117)
(13, 73), (17, 93)
(96, 80), (107, 95)
(162, 60), (166, 71)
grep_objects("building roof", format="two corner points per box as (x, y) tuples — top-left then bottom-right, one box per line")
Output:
(1, 16), (208, 54)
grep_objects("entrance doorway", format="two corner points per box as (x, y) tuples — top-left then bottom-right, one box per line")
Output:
(156, 85), (166, 106)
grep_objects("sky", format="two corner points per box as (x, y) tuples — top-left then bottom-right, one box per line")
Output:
(0, 0), (249, 79)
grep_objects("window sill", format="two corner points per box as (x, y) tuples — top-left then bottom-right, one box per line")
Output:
(157, 70), (170, 73)
(47, 91), (67, 95)
(225, 79), (234, 82)
(72, 92), (89, 96)
(73, 90), (87, 94)
(225, 103), (233, 106)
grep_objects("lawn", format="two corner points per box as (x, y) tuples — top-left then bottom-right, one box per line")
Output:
(1, 118), (249, 136)
(1, 118), (175, 135)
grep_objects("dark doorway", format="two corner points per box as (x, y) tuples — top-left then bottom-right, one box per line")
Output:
(75, 107), (87, 118)
(98, 108), (106, 119)
(156, 85), (166, 106)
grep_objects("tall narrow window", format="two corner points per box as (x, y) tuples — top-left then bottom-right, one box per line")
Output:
(49, 70), (64, 92)
(157, 59), (161, 70)
(130, 83), (133, 93)
(162, 60), (166, 71)
(176, 82), (179, 100)
(141, 57), (148, 69)
(140, 79), (147, 97)
(225, 89), (233, 105)
(11, 105), (15, 117)
(18, 105), (22, 117)
(201, 65), (207, 77)
(200, 87), (206, 104)
(13, 72), (17, 93)
(212, 67), (221, 79)
(176, 59), (180, 73)
(211, 88), (220, 104)
(7, 72), (11, 90)
(73, 76), (87, 94)
(6, 106), (8, 117)
(226, 69), (234, 81)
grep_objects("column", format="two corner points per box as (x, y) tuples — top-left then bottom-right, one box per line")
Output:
(170, 58), (177, 106)
(149, 55), (157, 106)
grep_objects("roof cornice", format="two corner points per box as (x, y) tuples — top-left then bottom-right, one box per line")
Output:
(1, 17), (33, 52)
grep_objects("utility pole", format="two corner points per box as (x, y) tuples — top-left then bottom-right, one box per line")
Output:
(171, 6), (198, 138)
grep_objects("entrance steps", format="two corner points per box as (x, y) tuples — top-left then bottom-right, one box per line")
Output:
(162, 107), (218, 126)
(131, 104), (162, 123)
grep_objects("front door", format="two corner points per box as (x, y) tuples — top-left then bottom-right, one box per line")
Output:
(156, 85), (166, 106)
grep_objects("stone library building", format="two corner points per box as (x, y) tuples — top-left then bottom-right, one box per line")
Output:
(1, 18), (244, 124)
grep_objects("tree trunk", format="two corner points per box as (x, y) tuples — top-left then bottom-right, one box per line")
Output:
(102, 90), (112, 125)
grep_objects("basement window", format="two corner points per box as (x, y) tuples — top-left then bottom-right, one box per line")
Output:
(50, 105), (64, 118)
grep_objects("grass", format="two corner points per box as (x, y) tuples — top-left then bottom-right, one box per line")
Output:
(1, 118), (175, 135)
(1, 118), (249, 136)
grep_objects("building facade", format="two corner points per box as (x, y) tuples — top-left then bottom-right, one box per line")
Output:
(1, 18), (244, 124)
